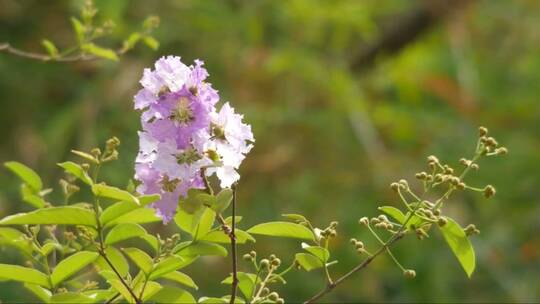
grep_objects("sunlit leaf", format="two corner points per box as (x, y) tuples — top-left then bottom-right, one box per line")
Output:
(82, 43), (119, 61)
(92, 184), (139, 205)
(199, 297), (228, 303)
(149, 256), (187, 279)
(41, 39), (58, 58)
(24, 283), (51, 303)
(105, 223), (147, 245)
(50, 292), (94, 303)
(247, 222), (315, 241)
(148, 286), (195, 303)
(301, 243), (329, 262)
(0, 227), (34, 254)
(194, 207), (215, 240)
(4, 161), (42, 191)
(295, 253), (324, 271)
(94, 247), (129, 278)
(21, 184), (46, 208)
(160, 271), (198, 290)
(122, 247), (153, 274)
(222, 272), (256, 300)
(0, 264), (50, 287)
(174, 241), (227, 257)
(174, 207), (206, 236)
(199, 229), (255, 244)
(212, 189), (232, 213)
(438, 217), (476, 278)
(100, 194), (159, 225)
(282, 213), (308, 222)
(139, 281), (162, 301)
(105, 208), (161, 227)
(57, 162), (93, 185)
(378, 206), (406, 224)
(0, 207), (97, 227)
(51, 251), (99, 286)
(71, 17), (85, 43)
(142, 36), (159, 50)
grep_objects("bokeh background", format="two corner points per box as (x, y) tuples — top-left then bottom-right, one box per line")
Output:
(1, 0), (539, 302)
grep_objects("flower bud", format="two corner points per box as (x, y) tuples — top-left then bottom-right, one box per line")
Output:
(427, 155), (439, 163)
(437, 217), (447, 227)
(479, 126), (488, 137)
(250, 251), (257, 258)
(457, 182), (466, 190)
(390, 182), (400, 192)
(496, 147), (508, 155)
(403, 269), (416, 279)
(269, 254), (277, 261)
(268, 292), (279, 301)
(330, 221), (338, 228)
(260, 259), (270, 269)
(276, 298), (285, 304)
(350, 238), (357, 244)
(355, 241), (364, 249)
(359, 217), (369, 226)
(261, 287), (270, 296)
(271, 258), (281, 267)
(243, 253), (253, 261)
(470, 163), (479, 170)
(483, 185), (496, 198)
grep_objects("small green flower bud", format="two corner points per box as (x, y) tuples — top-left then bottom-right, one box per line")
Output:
(378, 214), (388, 222)
(356, 248), (366, 255)
(370, 217), (380, 225)
(330, 221), (338, 228)
(427, 155), (439, 163)
(359, 217), (369, 226)
(268, 292), (279, 301)
(496, 147), (508, 155)
(457, 182), (466, 190)
(479, 126), (488, 137)
(250, 250), (257, 258)
(437, 217), (447, 227)
(355, 241), (364, 249)
(390, 182), (400, 192)
(444, 165), (454, 175)
(403, 269), (416, 279)
(486, 137), (498, 147)
(435, 174), (444, 183)
(433, 209), (441, 216)
(483, 185), (496, 198)
(269, 254), (277, 261)
(399, 179), (409, 188)
(350, 238), (357, 244)
(329, 229), (337, 238)
(276, 298), (285, 304)
(260, 259), (270, 269)
(243, 253), (253, 261)
(271, 258), (281, 267)
(470, 163), (479, 170)
(261, 287), (270, 296)
(91, 148), (101, 157)
(81, 163), (91, 171)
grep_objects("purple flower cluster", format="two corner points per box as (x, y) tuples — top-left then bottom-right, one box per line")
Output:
(134, 56), (254, 223)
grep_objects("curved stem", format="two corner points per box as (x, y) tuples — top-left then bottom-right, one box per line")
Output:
(229, 184), (239, 304)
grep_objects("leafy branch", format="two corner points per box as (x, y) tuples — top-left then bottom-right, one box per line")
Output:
(0, 0), (159, 62)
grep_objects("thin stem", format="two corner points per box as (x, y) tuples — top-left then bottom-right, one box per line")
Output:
(229, 184), (239, 304)
(0, 42), (99, 62)
(99, 249), (141, 304)
(323, 238), (333, 285)
(252, 268), (275, 303)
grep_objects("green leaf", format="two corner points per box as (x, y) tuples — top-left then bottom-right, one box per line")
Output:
(41, 242), (61, 256)
(4, 161), (42, 191)
(50, 292), (94, 303)
(282, 213), (308, 222)
(199, 229), (255, 244)
(92, 184), (139, 205)
(94, 246), (129, 277)
(100, 194), (160, 225)
(142, 36), (159, 50)
(194, 207), (216, 240)
(122, 247), (153, 274)
(224, 216), (243, 225)
(295, 253), (324, 271)
(247, 222), (315, 241)
(105, 223), (147, 245)
(21, 184), (46, 208)
(139, 281), (163, 301)
(174, 207), (206, 236)
(106, 207), (161, 226)
(148, 286), (195, 304)
(71, 17), (85, 43)
(51, 251), (99, 286)
(222, 272), (256, 300)
(179, 189), (206, 214)
(0, 264), (50, 287)
(149, 256), (187, 279)
(41, 39), (58, 58)
(140, 234), (159, 253)
(124, 32), (141, 50)
(378, 206), (406, 224)
(70, 149), (99, 164)
(0, 207), (97, 227)
(108, 279), (137, 303)
(174, 241), (227, 257)
(0, 227), (34, 254)
(57, 162), (93, 185)
(81, 43), (119, 61)
(438, 217), (476, 278)
(24, 283), (51, 303)
(302, 243), (329, 262)
(199, 297), (228, 304)
(213, 189), (233, 213)
(82, 290), (117, 302)
(160, 271), (198, 290)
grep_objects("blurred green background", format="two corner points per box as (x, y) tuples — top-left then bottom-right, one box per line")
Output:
(1, 0), (539, 302)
